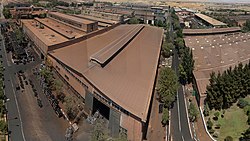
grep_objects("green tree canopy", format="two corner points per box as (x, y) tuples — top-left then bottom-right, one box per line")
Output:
(157, 67), (178, 108)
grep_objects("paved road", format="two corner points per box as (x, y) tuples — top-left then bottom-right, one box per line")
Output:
(0, 30), (69, 140)
(169, 8), (193, 141)
(0, 31), (25, 141)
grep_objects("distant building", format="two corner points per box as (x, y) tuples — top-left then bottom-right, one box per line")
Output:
(10, 5), (46, 19)
(195, 13), (227, 28)
(47, 12), (98, 33)
(184, 29), (250, 106)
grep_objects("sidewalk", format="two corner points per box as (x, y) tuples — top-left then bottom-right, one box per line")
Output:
(189, 95), (212, 141)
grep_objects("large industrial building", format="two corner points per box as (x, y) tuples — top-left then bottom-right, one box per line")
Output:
(184, 28), (250, 105)
(21, 11), (164, 141)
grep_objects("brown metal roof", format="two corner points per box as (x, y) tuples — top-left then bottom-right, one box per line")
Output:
(74, 14), (119, 25)
(21, 19), (68, 46)
(49, 25), (163, 121)
(48, 12), (96, 25)
(35, 18), (85, 39)
(185, 32), (250, 96)
(183, 27), (241, 35)
(195, 13), (227, 26)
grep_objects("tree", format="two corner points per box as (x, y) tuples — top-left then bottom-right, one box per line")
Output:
(64, 96), (79, 120)
(3, 7), (11, 19)
(206, 62), (250, 110)
(14, 28), (24, 44)
(113, 131), (128, 141)
(175, 37), (185, 55)
(188, 102), (199, 122)
(157, 67), (178, 108)
(161, 108), (169, 126)
(243, 19), (250, 32)
(179, 47), (194, 84)
(224, 136), (233, 141)
(53, 79), (63, 94)
(213, 112), (220, 121)
(162, 42), (174, 58)
(241, 127), (250, 140)
(0, 120), (7, 134)
(237, 98), (249, 109)
(203, 104), (210, 117)
(91, 119), (109, 141)
(207, 118), (213, 130)
(128, 17), (139, 24)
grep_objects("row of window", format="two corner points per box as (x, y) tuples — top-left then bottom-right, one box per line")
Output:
(56, 63), (88, 90)
(56, 61), (130, 117)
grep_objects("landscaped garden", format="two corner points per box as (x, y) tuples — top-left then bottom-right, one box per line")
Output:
(205, 103), (248, 141)
(204, 62), (250, 141)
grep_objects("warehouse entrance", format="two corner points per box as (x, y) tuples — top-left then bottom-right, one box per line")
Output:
(92, 97), (110, 120)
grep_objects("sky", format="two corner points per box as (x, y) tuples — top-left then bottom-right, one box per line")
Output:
(193, 0), (250, 3)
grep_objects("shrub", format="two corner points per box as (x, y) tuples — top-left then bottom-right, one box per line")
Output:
(237, 98), (249, 108)
(213, 132), (219, 138)
(213, 112), (220, 121)
(209, 129), (215, 134)
(203, 104), (210, 117)
(247, 115), (250, 125)
(161, 108), (169, 126)
(215, 124), (221, 129)
(224, 136), (233, 141)
(207, 118), (213, 130)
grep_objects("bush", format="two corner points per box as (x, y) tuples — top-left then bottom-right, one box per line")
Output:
(207, 118), (213, 130)
(0, 120), (7, 134)
(224, 136), (233, 141)
(188, 102), (199, 122)
(203, 104), (210, 117)
(209, 128), (215, 134)
(213, 132), (219, 138)
(247, 115), (250, 125)
(215, 124), (221, 129)
(161, 108), (169, 126)
(213, 112), (220, 121)
(237, 98), (249, 108)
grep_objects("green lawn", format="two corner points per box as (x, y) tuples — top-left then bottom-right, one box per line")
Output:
(206, 104), (249, 141)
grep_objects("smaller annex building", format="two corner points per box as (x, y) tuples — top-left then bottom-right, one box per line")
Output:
(184, 28), (250, 106)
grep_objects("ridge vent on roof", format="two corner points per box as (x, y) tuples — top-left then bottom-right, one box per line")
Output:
(90, 25), (144, 67)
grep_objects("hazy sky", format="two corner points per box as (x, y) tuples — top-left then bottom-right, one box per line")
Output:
(198, 0), (250, 3)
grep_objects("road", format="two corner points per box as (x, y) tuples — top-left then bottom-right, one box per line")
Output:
(168, 8), (193, 141)
(0, 29), (69, 140)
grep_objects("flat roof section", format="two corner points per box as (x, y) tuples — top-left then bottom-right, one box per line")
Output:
(90, 25), (144, 67)
(22, 19), (68, 46)
(183, 27), (241, 35)
(195, 13), (227, 26)
(74, 14), (119, 25)
(49, 25), (164, 121)
(48, 12), (97, 25)
(185, 32), (250, 96)
(35, 18), (85, 39)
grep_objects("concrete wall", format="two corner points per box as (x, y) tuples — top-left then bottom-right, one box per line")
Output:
(120, 113), (143, 141)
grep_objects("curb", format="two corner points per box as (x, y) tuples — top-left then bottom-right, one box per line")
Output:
(182, 86), (193, 139)
(199, 107), (217, 141)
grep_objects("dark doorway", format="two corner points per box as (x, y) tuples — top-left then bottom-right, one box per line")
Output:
(92, 97), (110, 120)
(41, 53), (44, 60)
